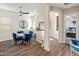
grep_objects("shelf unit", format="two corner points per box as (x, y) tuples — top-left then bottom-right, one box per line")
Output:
(64, 13), (79, 44)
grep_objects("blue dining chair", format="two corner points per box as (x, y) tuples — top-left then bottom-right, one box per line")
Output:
(29, 31), (33, 38)
(29, 31), (33, 34)
(12, 32), (23, 45)
(24, 33), (32, 44)
(70, 40), (79, 54)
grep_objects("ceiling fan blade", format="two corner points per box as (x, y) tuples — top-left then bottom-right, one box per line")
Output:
(21, 12), (29, 14)
(64, 3), (71, 5)
(19, 6), (29, 14)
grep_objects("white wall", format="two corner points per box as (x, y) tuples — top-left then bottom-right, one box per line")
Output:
(15, 14), (33, 33)
(0, 9), (17, 42)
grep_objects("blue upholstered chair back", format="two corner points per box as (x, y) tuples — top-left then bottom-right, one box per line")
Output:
(29, 31), (33, 34)
(29, 31), (33, 37)
(71, 40), (79, 45)
(12, 33), (17, 41)
(70, 40), (79, 53)
(24, 33), (32, 41)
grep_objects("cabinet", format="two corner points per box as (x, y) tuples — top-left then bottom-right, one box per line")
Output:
(64, 13), (79, 44)
(36, 31), (44, 47)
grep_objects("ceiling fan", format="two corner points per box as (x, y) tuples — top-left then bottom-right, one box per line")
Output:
(19, 6), (29, 16)
(64, 3), (71, 5)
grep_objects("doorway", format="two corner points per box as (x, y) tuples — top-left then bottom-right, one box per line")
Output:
(49, 11), (59, 41)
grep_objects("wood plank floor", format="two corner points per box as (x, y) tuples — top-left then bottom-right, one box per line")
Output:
(0, 39), (48, 56)
(0, 39), (77, 56)
(49, 40), (70, 56)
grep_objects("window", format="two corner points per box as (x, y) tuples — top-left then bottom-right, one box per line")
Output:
(0, 16), (11, 31)
(0, 17), (10, 25)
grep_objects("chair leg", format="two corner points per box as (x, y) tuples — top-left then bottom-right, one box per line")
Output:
(28, 41), (31, 44)
(14, 41), (17, 46)
(23, 41), (27, 45)
(29, 41), (31, 44)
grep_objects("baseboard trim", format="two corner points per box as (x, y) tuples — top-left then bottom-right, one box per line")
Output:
(49, 36), (58, 41)
(44, 47), (50, 52)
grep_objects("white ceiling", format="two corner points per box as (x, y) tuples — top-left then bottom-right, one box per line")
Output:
(48, 3), (79, 9)
(0, 3), (40, 13)
(0, 3), (41, 16)
(0, 3), (79, 13)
